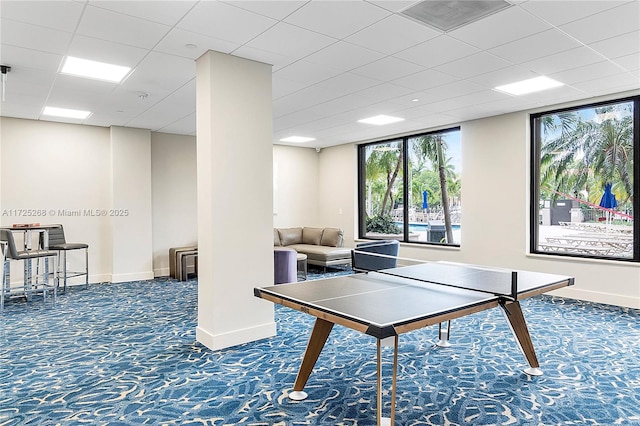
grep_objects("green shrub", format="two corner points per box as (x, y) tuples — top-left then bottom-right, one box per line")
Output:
(366, 214), (401, 234)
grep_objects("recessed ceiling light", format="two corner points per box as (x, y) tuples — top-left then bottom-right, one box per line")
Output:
(358, 115), (405, 125)
(280, 136), (316, 143)
(61, 56), (131, 83)
(43, 106), (91, 119)
(494, 76), (564, 96)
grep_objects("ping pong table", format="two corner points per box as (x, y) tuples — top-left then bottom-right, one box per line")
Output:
(254, 261), (574, 425)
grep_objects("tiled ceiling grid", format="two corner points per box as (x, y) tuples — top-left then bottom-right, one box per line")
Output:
(0, 0), (638, 148)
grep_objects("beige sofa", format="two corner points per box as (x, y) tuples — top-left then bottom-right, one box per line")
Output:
(274, 227), (351, 270)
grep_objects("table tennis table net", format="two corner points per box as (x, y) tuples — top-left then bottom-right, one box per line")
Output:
(374, 262), (517, 299)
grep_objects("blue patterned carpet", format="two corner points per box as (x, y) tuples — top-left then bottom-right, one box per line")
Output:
(1, 273), (639, 425)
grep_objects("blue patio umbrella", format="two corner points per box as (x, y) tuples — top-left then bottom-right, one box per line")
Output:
(599, 183), (617, 209)
(599, 183), (617, 226)
(422, 190), (429, 210)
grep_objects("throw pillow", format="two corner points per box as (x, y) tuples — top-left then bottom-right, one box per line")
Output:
(302, 227), (323, 245)
(320, 228), (343, 247)
(278, 227), (303, 246)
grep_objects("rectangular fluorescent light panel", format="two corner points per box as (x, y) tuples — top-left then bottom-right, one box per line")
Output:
(280, 136), (316, 143)
(43, 106), (91, 119)
(358, 115), (405, 125)
(61, 56), (131, 83)
(494, 76), (564, 96)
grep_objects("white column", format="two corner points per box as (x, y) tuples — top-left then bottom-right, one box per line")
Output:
(195, 50), (275, 350)
(109, 126), (154, 283)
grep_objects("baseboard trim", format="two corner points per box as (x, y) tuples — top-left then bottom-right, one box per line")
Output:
(196, 322), (277, 351)
(111, 271), (155, 283)
(551, 286), (640, 309)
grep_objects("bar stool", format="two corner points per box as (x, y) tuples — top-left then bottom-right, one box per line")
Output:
(42, 225), (88, 293)
(0, 229), (58, 310)
(1, 241), (8, 313)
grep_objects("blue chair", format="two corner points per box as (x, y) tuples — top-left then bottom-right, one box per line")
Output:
(351, 240), (400, 272)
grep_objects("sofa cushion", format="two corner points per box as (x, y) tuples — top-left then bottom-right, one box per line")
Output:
(274, 228), (281, 246)
(320, 227), (343, 247)
(278, 227), (303, 246)
(302, 227), (323, 245)
(288, 244), (351, 262)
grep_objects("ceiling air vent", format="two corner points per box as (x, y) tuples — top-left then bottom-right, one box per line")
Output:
(400, 0), (512, 32)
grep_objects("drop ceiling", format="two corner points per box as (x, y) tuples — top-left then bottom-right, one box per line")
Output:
(0, 0), (638, 149)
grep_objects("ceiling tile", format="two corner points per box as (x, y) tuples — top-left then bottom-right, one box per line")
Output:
(521, 46), (604, 75)
(120, 52), (195, 99)
(303, 41), (385, 72)
(231, 46), (297, 72)
(589, 31), (640, 61)
(0, 67), (55, 102)
(177, 1), (277, 45)
(345, 14), (440, 55)
(227, 1), (307, 20)
(612, 52), (640, 71)
(0, 18), (72, 55)
(315, 73), (381, 95)
(273, 60), (343, 86)
(448, 6), (551, 50)
(126, 83), (195, 131)
(0, 0), (84, 32)
(351, 56), (425, 82)
(550, 60), (626, 85)
(560, 1), (640, 44)
(284, 1), (391, 39)
(273, 85), (345, 118)
(489, 29), (582, 64)
(521, 0), (631, 26)
(395, 35), (479, 68)
(0, 45), (63, 72)
(0, 0), (638, 146)
(466, 65), (539, 88)
(246, 22), (337, 59)
(421, 80), (486, 103)
(391, 69), (458, 91)
(77, 5), (171, 49)
(154, 28), (240, 60)
(433, 52), (512, 79)
(272, 77), (308, 100)
(157, 112), (196, 136)
(571, 71), (640, 94)
(422, 89), (507, 113)
(365, 1), (419, 13)
(88, 1), (197, 26)
(351, 83), (415, 104)
(67, 35), (148, 68)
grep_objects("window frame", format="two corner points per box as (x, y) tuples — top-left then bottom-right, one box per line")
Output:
(529, 95), (639, 262)
(357, 126), (462, 247)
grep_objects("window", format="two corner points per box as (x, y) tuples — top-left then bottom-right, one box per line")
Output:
(531, 96), (639, 261)
(358, 128), (462, 245)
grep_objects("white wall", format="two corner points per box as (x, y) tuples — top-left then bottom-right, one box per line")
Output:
(150, 132), (197, 276)
(317, 143), (358, 248)
(110, 126), (154, 283)
(0, 117), (196, 283)
(1, 118), (113, 283)
(273, 145), (320, 228)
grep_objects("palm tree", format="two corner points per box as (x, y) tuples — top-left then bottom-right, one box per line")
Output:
(415, 135), (454, 243)
(540, 103), (634, 209)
